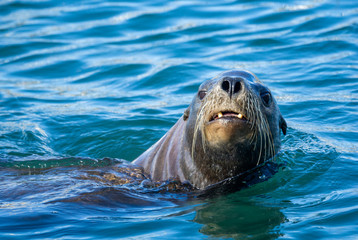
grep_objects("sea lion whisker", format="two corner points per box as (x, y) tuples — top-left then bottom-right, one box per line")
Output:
(192, 100), (210, 160)
(256, 122), (264, 166)
(265, 117), (276, 161)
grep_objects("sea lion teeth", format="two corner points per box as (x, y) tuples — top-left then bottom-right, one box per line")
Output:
(218, 112), (223, 118)
(238, 113), (243, 119)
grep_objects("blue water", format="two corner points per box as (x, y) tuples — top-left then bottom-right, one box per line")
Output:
(1, 0), (357, 239)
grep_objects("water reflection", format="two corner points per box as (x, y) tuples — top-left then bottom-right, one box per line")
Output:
(194, 195), (285, 239)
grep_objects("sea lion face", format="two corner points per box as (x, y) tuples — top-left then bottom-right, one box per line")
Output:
(183, 70), (287, 188)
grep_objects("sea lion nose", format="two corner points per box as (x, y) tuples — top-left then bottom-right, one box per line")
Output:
(221, 77), (243, 97)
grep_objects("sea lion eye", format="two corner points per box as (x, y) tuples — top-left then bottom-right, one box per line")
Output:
(261, 92), (271, 106)
(198, 90), (207, 100)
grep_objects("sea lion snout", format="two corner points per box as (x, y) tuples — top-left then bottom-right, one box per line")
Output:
(202, 76), (253, 148)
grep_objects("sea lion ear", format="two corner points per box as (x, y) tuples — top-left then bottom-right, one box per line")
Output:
(280, 116), (287, 135)
(183, 106), (190, 121)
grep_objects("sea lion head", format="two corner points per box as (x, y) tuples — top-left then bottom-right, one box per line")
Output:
(182, 70), (287, 188)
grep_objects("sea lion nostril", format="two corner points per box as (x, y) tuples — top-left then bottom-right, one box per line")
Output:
(222, 78), (242, 96)
(222, 80), (230, 92)
(234, 81), (241, 94)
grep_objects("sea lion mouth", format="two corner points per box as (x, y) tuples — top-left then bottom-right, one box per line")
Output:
(210, 111), (248, 122)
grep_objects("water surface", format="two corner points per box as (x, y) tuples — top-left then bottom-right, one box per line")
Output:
(0, 0), (357, 239)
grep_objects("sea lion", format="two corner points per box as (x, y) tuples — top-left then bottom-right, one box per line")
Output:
(133, 70), (287, 189)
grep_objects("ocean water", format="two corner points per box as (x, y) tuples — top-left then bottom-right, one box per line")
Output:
(1, 0), (357, 239)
